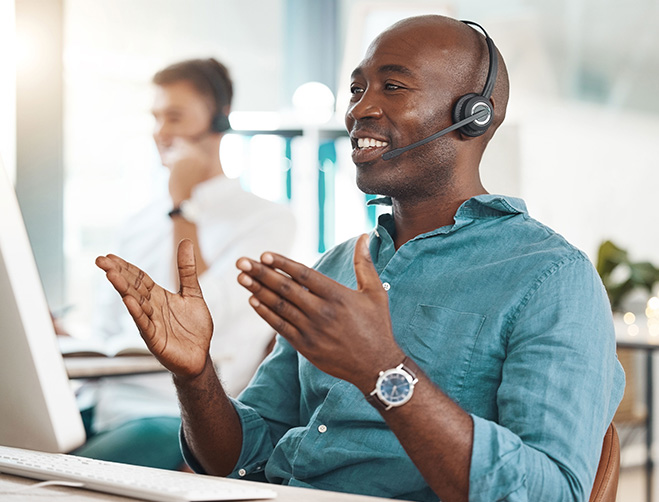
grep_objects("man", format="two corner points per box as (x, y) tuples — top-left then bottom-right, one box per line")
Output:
(77, 58), (296, 469)
(97, 16), (624, 501)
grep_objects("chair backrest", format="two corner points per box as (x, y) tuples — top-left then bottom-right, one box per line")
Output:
(589, 423), (620, 502)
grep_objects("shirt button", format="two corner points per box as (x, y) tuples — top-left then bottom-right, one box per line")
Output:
(382, 282), (391, 291)
(238, 469), (246, 477)
(318, 424), (327, 433)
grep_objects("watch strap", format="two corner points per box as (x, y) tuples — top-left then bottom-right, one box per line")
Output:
(365, 356), (421, 411)
(168, 206), (183, 219)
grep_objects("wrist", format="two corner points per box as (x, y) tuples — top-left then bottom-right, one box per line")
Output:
(353, 349), (407, 394)
(172, 354), (214, 387)
(171, 193), (192, 207)
(169, 199), (201, 223)
(365, 356), (421, 411)
(169, 181), (194, 206)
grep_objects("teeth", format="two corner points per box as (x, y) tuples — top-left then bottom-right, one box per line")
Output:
(357, 137), (389, 149)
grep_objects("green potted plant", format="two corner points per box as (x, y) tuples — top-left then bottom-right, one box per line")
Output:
(596, 240), (659, 313)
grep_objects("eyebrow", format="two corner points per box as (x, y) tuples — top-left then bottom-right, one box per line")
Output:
(351, 64), (414, 80)
(377, 64), (414, 77)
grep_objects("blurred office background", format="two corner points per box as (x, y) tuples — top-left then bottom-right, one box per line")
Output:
(2, 0), (659, 498)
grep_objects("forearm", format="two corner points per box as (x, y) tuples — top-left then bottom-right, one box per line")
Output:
(173, 355), (242, 476)
(358, 368), (473, 502)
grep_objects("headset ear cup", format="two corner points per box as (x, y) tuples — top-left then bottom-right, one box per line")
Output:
(452, 93), (492, 137)
(452, 93), (476, 125)
(211, 114), (231, 133)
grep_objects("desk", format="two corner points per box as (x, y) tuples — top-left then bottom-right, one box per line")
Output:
(0, 471), (400, 502)
(616, 318), (659, 502)
(64, 356), (166, 379)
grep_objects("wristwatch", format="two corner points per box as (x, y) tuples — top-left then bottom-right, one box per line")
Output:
(168, 199), (200, 223)
(366, 356), (420, 411)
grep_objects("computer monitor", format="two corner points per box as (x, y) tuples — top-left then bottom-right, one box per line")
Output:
(0, 157), (86, 453)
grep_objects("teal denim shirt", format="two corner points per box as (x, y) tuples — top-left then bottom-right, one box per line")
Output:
(183, 194), (624, 501)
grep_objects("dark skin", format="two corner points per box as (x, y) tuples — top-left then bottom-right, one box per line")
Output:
(97, 15), (507, 502)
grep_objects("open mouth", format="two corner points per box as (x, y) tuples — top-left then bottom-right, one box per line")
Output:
(356, 138), (389, 149)
(351, 136), (390, 163)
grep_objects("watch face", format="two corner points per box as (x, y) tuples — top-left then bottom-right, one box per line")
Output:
(377, 369), (414, 406)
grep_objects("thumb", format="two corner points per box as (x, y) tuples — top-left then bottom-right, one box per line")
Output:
(353, 234), (381, 293)
(177, 239), (202, 297)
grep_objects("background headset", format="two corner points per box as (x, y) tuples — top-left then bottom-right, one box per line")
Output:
(197, 59), (232, 133)
(382, 20), (498, 160)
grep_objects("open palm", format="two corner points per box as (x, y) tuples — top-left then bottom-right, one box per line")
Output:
(96, 239), (213, 378)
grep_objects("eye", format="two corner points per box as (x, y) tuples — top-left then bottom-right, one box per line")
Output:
(164, 113), (182, 124)
(384, 82), (405, 91)
(350, 84), (365, 95)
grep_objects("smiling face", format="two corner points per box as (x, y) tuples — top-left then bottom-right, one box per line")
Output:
(151, 80), (214, 163)
(345, 16), (487, 202)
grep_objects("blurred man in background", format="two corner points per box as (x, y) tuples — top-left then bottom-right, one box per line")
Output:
(74, 58), (296, 469)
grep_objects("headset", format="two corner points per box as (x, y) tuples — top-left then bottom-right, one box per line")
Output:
(382, 20), (498, 161)
(198, 60), (232, 134)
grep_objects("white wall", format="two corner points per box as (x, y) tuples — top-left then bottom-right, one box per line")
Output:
(519, 98), (659, 263)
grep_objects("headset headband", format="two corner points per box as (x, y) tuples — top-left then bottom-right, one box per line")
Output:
(460, 20), (498, 99)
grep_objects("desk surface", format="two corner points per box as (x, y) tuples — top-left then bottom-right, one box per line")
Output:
(0, 472), (398, 502)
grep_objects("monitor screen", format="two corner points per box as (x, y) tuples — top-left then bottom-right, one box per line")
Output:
(0, 158), (85, 452)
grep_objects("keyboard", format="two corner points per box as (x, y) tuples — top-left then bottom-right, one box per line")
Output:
(0, 445), (277, 501)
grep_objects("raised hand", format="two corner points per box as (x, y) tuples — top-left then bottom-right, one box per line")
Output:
(164, 135), (216, 205)
(96, 239), (214, 378)
(235, 234), (405, 392)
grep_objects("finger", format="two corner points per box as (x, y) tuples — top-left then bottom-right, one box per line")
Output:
(237, 271), (310, 331)
(106, 270), (154, 317)
(247, 296), (304, 348)
(95, 255), (116, 272)
(96, 254), (154, 300)
(177, 239), (203, 298)
(255, 253), (344, 300)
(353, 234), (382, 294)
(237, 257), (322, 311)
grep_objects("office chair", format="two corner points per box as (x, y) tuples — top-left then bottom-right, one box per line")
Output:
(589, 423), (620, 502)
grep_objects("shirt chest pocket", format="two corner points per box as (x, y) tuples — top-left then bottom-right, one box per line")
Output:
(398, 304), (486, 405)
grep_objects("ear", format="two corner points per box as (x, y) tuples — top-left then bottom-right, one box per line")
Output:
(457, 96), (497, 142)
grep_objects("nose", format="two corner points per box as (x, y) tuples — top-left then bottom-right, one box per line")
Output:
(152, 120), (171, 144)
(345, 89), (383, 128)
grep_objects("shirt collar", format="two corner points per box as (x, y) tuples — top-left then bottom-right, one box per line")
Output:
(372, 194), (528, 243)
(454, 194), (527, 220)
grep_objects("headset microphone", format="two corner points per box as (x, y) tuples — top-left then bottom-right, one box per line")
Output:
(381, 20), (498, 161)
(381, 108), (489, 160)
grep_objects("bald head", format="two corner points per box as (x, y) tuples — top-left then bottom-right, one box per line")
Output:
(369, 15), (509, 140)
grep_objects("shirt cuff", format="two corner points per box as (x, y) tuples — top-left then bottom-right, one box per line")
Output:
(469, 414), (527, 501)
(179, 426), (207, 474)
(179, 398), (273, 480)
(226, 398), (273, 480)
